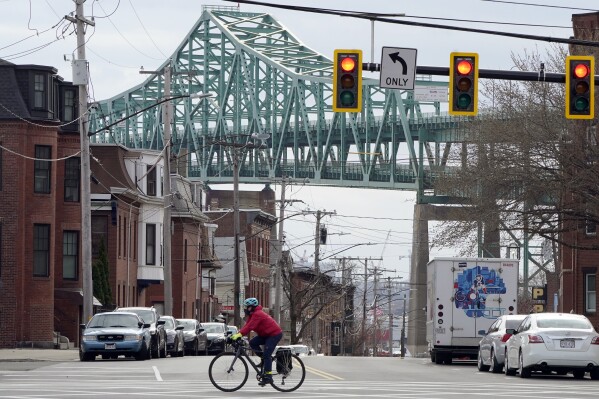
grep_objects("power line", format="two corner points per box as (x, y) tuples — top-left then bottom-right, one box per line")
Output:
(224, 0), (599, 48)
(480, 0), (598, 12)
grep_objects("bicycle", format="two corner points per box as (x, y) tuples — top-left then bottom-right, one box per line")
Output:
(208, 337), (306, 392)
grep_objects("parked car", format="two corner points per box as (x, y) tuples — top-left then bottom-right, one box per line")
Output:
(504, 313), (599, 379)
(79, 311), (151, 361)
(289, 344), (310, 357)
(177, 318), (208, 356)
(477, 314), (527, 373)
(227, 325), (239, 335)
(115, 306), (167, 358)
(201, 322), (227, 354)
(160, 316), (185, 357)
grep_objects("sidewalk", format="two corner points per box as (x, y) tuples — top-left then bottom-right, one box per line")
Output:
(0, 348), (79, 362)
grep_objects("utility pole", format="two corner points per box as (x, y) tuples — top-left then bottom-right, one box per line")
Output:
(211, 135), (267, 327)
(67, 0), (94, 323)
(401, 295), (407, 358)
(372, 266), (378, 357)
(162, 65), (174, 316)
(362, 258), (368, 356)
(388, 277), (393, 354)
(273, 177), (303, 323)
(311, 209), (335, 353)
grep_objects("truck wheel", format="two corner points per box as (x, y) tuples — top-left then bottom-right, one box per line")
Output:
(444, 356), (453, 365)
(430, 351), (436, 363)
(434, 353), (443, 364)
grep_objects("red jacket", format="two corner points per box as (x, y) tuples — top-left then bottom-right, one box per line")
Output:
(239, 305), (282, 337)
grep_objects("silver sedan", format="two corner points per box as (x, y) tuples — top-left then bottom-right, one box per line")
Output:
(477, 314), (527, 373)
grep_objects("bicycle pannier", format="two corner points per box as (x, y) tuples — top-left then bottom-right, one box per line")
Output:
(276, 348), (293, 373)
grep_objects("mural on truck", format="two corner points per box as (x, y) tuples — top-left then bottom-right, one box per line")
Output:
(454, 265), (507, 318)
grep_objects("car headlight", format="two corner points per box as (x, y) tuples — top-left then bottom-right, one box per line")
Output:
(82, 335), (97, 342)
(124, 334), (143, 341)
(150, 330), (156, 335)
(214, 337), (224, 343)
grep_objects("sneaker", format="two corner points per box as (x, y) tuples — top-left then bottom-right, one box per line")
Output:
(258, 374), (273, 386)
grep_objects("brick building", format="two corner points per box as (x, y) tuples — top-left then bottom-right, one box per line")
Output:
(205, 186), (277, 321)
(89, 144), (220, 322)
(559, 13), (599, 325)
(0, 59), (82, 348)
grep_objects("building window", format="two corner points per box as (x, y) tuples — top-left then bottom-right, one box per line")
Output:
(586, 219), (597, 236)
(91, 215), (108, 257)
(147, 165), (157, 196)
(34, 145), (51, 193)
(64, 157), (80, 202)
(63, 231), (78, 280)
(63, 90), (75, 122)
(146, 224), (156, 265)
(34, 74), (45, 109)
(586, 274), (596, 312)
(184, 239), (188, 273)
(33, 224), (50, 277)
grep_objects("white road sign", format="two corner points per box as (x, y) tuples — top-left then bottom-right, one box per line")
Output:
(414, 85), (448, 102)
(380, 47), (417, 90)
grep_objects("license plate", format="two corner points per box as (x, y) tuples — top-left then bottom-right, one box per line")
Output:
(560, 339), (575, 349)
(104, 343), (116, 350)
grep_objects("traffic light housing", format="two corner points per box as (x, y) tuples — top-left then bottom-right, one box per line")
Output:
(333, 49), (362, 112)
(449, 52), (478, 116)
(566, 55), (594, 120)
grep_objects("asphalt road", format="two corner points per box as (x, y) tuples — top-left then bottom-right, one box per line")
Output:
(1, 355), (599, 398)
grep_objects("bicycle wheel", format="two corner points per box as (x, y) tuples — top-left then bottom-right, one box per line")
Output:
(208, 352), (249, 392)
(270, 353), (306, 392)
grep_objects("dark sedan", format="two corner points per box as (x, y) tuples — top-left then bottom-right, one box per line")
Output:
(202, 322), (227, 354)
(160, 316), (185, 357)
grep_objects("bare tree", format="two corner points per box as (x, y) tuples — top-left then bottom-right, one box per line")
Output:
(280, 257), (355, 347)
(432, 44), (599, 256)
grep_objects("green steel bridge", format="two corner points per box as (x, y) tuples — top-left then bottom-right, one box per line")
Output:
(88, 6), (470, 204)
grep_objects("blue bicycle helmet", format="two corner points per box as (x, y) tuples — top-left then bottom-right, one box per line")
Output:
(244, 297), (259, 307)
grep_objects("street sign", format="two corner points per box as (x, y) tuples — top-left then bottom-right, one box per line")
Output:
(414, 85), (448, 102)
(380, 47), (417, 90)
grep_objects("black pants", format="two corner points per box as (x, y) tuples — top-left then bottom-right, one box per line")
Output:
(249, 332), (283, 373)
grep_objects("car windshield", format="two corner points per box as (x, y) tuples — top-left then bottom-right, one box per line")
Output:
(124, 309), (155, 323)
(161, 318), (175, 329)
(88, 314), (140, 328)
(203, 324), (225, 333)
(179, 320), (197, 331)
(537, 317), (593, 329)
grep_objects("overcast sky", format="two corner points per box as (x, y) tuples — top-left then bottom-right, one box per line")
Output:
(0, 0), (589, 279)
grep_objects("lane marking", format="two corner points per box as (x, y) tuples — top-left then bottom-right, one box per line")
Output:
(152, 366), (163, 381)
(304, 365), (344, 380)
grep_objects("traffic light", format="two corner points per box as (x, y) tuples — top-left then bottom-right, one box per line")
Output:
(333, 49), (362, 112)
(448, 52), (478, 116)
(566, 55), (595, 120)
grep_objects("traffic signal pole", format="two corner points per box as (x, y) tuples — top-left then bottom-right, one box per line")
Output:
(364, 63), (596, 84)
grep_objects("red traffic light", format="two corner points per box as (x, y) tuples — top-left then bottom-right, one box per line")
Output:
(456, 60), (473, 75)
(574, 63), (590, 79)
(340, 57), (356, 73)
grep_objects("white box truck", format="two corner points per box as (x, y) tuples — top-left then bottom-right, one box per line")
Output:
(426, 257), (518, 364)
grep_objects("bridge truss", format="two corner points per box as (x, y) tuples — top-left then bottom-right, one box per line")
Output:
(88, 6), (469, 203)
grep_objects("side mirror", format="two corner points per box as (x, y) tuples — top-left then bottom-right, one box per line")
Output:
(176, 325), (184, 331)
(157, 320), (166, 326)
(226, 331), (233, 336)
(143, 323), (151, 329)
(477, 329), (486, 336)
(80, 324), (87, 329)
(506, 328), (516, 335)
(199, 328), (205, 333)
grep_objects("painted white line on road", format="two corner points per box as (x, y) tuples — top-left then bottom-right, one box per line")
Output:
(152, 366), (163, 381)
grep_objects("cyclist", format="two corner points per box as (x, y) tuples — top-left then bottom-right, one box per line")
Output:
(230, 297), (283, 386)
